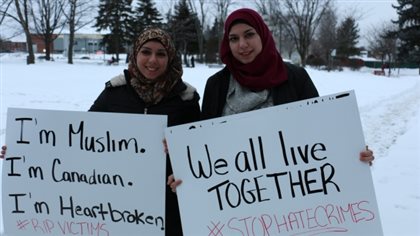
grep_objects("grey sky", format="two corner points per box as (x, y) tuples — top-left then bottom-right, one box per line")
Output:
(1, 0), (399, 48)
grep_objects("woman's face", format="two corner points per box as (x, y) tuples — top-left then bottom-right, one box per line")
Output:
(136, 41), (168, 80)
(228, 23), (262, 64)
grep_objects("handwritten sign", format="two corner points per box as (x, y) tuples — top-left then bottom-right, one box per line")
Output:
(165, 91), (383, 235)
(2, 108), (167, 236)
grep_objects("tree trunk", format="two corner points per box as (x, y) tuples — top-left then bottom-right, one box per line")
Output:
(68, 32), (74, 64)
(68, 15), (75, 64)
(25, 32), (35, 64)
(44, 37), (51, 61)
(15, 0), (35, 64)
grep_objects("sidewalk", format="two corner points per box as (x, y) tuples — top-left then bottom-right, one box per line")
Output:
(372, 108), (420, 236)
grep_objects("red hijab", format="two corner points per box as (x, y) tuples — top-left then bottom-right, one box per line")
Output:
(220, 8), (287, 91)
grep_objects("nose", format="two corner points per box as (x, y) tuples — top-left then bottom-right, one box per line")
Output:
(238, 37), (248, 48)
(149, 53), (157, 63)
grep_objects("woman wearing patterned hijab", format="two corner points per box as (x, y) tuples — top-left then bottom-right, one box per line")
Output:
(89, 27), (200, 236)
(127, 28), (184, 105)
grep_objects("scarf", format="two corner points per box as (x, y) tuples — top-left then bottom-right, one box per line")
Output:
(223, 75), (273, 116)
(220, 8), (288, 91)
(128, 28), (182, 105)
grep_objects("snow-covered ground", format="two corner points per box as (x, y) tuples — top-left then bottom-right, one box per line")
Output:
(1, 53), (419, 235)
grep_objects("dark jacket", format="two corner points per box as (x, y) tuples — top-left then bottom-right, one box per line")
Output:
(89, 69), (200, 236)
(201, 63), (319, 120)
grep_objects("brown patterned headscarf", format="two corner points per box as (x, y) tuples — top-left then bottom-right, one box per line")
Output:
(128, 28), (182, 105)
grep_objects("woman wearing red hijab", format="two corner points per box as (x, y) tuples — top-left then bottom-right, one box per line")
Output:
(201, 8), (319, 119)
(167, 8), (374, 193)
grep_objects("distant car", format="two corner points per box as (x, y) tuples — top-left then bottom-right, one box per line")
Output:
(80, 56), (90, 60)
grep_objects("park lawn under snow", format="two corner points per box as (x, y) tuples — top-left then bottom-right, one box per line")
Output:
(0, 53), (419, 235)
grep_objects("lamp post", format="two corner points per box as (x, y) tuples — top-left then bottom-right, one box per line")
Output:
(329, 49), (336, 72)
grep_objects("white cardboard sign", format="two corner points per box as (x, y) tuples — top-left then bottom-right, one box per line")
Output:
(166, 91), (383, 236)
(2, 108), (167, 236)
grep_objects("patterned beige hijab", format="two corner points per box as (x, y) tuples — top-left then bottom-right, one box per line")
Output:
(128, 28), (182, 105)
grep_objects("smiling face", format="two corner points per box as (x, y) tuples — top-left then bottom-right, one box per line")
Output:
(136, 40), (169, 80)
(228, 23), (263, 64)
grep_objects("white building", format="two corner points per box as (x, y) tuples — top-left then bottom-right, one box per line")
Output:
(53, 33), (103, 55)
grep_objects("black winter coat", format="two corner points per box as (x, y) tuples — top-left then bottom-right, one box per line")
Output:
(201, 63), (319, 120)
(89, 70), (200, 236)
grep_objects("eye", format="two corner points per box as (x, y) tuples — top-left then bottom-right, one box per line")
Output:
(245, 31), (256, 39)
(229, 36), (238, 43)
(156, 51), (168, 58)
(140, 49), (152, 56)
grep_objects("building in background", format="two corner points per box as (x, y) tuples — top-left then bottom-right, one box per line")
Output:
(18, 33), (103, 55)
(30, 34), (56, 53)
(0, 40), (26, 52)
(53, 34), (103, 55)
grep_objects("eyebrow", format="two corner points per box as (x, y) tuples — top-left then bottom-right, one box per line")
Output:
(229, 28), (255, 37)
(140, 46), (166, 52)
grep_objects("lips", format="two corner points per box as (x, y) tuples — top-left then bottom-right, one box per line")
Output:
(239, 51), (252, 56)
(143, 66), (161, 79)
(146, 66), (159, 71)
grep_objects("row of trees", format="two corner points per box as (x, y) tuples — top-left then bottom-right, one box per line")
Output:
(255, 0), (418, 70)
(0, 0), (95, 64)
(94, 0), (221, 64)
(1, 0), (419, 70)
(94, 0), (334, 66)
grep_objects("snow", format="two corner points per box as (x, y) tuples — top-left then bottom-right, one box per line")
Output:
(1, 53), (419, 235)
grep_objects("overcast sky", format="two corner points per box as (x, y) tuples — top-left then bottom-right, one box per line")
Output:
(336, 0), (398, 40)
(1, 0), (399, 48)
(228, 0), (399, 47)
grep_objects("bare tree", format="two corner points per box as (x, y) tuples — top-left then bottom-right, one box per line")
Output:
(317, 6), (337, 70)
(63, 0), (95, 64)
(275, 0), (332, 66)
(31, 0), (66, 61)
(1, 0), (36, 64)
(253, 0), (294, 59)
(0, 0), (14, 25)
(366, 22), (398, 75)
(211, 0), (233, 63)
(254, 1), (278, 45)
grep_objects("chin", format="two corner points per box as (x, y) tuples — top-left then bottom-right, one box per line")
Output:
(146, 73), (162, 80)
(239, 58), (253, 64)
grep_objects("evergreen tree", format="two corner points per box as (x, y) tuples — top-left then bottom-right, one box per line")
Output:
(392, 0), (420, 70)
(204, 18), (221, 63)
(95, 0), (133, 61)
(167, 0), (198, 64)
(336, 16), (360, 58)
(131, 0), (163, 42)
